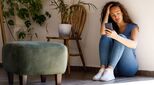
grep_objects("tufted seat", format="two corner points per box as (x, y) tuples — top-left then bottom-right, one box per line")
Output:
(2, 41), (68, 85)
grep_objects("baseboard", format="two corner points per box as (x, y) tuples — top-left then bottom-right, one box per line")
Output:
(71, 66), (154, 77)
(71, 66), (99, 73)
(136, 70), (154, 77)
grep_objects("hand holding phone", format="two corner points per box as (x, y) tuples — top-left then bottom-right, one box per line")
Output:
(105, 23), (113, 30)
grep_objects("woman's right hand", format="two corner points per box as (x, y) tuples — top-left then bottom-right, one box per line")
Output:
(106, 4), (113, 16)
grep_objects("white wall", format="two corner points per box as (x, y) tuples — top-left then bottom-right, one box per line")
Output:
(1, 0), (154, 71)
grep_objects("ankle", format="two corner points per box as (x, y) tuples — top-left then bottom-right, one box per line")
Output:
(92, 67), (104, 80)
(106, 66), (114, 70)
(99, 67), (105, 73)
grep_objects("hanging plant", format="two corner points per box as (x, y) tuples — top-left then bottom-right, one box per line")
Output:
(2, 0), (51, 40)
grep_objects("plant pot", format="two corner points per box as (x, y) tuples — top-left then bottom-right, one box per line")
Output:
(58, 24), (72, 38)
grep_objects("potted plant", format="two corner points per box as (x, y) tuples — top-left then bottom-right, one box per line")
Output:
(49, 0), (96, 37)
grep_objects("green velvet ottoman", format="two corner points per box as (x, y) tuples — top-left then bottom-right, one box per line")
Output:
(2, 41), (68, 85)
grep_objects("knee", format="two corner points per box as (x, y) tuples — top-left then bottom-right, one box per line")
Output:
(100, 35), (111, 40)
(119, 34), (127, 38)
(100, 35), (112, 43)
(113, 39), (124, 47)
(113, 34), (127, 47)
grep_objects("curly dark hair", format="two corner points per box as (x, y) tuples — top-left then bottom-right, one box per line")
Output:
(101, 1), (134, 33)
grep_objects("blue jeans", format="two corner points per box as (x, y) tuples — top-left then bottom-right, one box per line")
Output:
(99, 34), (138, 76)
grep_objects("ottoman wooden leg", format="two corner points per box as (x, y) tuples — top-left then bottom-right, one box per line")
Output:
(40, 75), (46, 83)
(55, 74), (62, 85)
(7, 72), (14, 85)
(19, 75), (27, 85)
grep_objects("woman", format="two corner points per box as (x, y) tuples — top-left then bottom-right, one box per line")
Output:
(93, 1), (139, 81)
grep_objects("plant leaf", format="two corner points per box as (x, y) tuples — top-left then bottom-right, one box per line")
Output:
(18, 32), (26, 39)
(8, 20), (14, 25)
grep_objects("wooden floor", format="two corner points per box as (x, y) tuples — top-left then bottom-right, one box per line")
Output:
(0, 67), (154, 85)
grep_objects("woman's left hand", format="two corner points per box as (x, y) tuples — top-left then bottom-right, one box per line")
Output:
(105, 29), (118, 39)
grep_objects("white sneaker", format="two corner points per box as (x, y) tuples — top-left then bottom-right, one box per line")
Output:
(93, 72), (103, 81)
(100, 68), (115, 81)
(92, 68), (104, 81)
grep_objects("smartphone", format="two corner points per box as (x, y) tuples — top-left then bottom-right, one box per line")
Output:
(105, 23), (113, 30)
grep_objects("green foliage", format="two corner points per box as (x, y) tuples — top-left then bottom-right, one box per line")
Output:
(32, 15), (46, 25)
(8, 8), (15, 16)
(3, 11), (10, 18)
(8, 20), (14, 25)
(2, 0), (51, 40)
(45, 11), (51, 18)
(25, 20), (31, 28)
(50, 0), (97, 23)
(17, 8), (29, 20)
(50, 0), (70, 23)
(18, 32), (26, 39)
